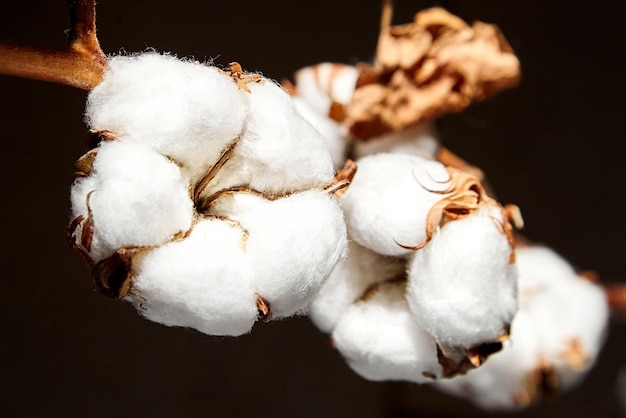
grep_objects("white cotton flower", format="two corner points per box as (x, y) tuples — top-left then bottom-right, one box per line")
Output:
(339, 153), (453, 257)
(126, 218), (257, 336)
(309, 240), (406, 333)
(406, 204), (518, 349)
(70, 140), (194, 262)
(86, 53), (246, 177)
(209, 189), (347, 318)
(69, 53), (348, 336)
(353, 122), (440, 160)
(332, 281), (443, 383)
(433, 244), (610, 410)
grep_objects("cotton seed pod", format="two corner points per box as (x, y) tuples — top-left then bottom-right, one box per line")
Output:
(308, 240), (406, 333)
(69, 53), (348, 336)
(339, 153), (458, 257)
(352, 122), (439, 161)
(406, 203), (518, 350)
(331, 280), (443, 383)
(433, 245), (610, 410)
(208, 189), (348, 318)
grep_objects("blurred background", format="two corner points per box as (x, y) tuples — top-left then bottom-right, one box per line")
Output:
(0, 0), (624, 416)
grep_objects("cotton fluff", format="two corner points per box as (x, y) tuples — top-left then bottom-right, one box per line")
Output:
(125, 218), (257, 336)
(201, 80), (335, 197)
(406, 204), (518, 349)
(309, 240), (406, 333)
(434, 245), (609, 410)
(70, 140), (194, 262)
(291, 63), (359, 167)
(340, 153), (454, 257)
(353, 122), (440, 160)
(209, 189), (347, 318)
(86, 53), (246, 178)
(332, 281), (443, 383)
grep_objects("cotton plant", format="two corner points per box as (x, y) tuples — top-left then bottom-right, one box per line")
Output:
(0, 0), (621, 413)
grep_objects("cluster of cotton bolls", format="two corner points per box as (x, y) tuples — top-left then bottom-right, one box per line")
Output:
(291, 33), (610, 411)
(67, 53), (348, 336)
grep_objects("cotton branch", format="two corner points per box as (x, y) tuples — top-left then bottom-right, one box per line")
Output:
(0, 0), (106, 90)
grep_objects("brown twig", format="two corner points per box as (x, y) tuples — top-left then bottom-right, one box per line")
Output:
(0, 0), (106, 90)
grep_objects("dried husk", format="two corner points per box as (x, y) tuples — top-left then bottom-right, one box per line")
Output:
(345, 7), (520, 140)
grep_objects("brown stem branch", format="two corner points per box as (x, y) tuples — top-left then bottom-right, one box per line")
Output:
(0, 0), (106, 90)
(605, 284), (626, 316)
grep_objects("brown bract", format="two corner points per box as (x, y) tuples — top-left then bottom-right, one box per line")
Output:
(345, 7), (520, 140)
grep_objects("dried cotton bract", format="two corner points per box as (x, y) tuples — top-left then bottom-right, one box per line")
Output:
(309, 152), (522, 380)
(434, 245), (609, 410)
(68, 53), (348, 336)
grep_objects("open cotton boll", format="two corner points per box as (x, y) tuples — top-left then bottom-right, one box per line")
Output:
(125, 218), (258, 336)
(340, 153), (452, 257)
(434, 245), (609, 410)
(332, 281), (443, 383)
(407, 205), (517, 349)
(353, 122), (440, 160)
(69, 140), (194, 262)
(309, 240), (406, 333)
(515, 246), (609, 390)
(293, 63), (358, 116)
(86, 53), (246, 173)
(209, 189), (347, 318)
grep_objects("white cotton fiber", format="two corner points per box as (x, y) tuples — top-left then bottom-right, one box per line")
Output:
(292, 96), (348, 168)
(332, 281), (443, 383)
(353, 122), (440, 160)
(126, 218), (258, 336)
(70, 140), (194, 262)
(309, 240), (406, 333)
(234, 81), (335, 194)
(294, 63), (358, 116)
(209, 189), (348, 318)
(86, 53), (246, 172)
(435, 311), (541, 410)
(340, 153), (453, 257)
(432, 244), (609, 410)
(407, 205), (518, 349)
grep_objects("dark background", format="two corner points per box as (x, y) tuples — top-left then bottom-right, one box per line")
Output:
(0, 0), (624, 416)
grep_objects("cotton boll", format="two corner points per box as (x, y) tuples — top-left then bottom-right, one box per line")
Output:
(125, 218), (258, 336)
(72, 140), (194, 262)
(309, 240), (406, 333)
(293, 63), (358, 116)
(515, 246), (609, 390)
(86, 53), (246, 173)
(433, 245), (610, 410)
(209, 189), (348, 318)
(234, 80), (335, 194)
(340, 153), (453, 257)
(353, 122), (440, 160)
(407, 205), (518, 349)
(332, 281), (443, 383)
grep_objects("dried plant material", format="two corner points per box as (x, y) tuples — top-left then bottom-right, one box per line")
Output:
(435, 245), (609, 410)
(345, 7), (520, 140)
